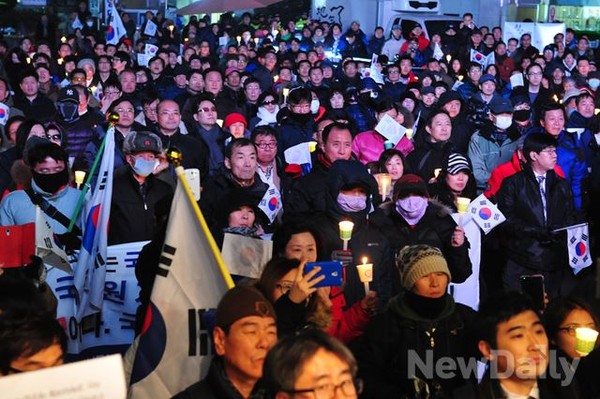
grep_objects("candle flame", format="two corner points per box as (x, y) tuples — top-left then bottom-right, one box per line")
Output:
(362, 257), (367, 265)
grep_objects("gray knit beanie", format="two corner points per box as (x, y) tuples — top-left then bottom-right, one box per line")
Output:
(397, 245), (451, 290)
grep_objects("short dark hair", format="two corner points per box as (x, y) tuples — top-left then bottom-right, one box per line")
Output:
(251, 125), (278, 142)
(287, 87), (312, 106)
(27, 142), (68, 167)
(477, 291), (539, 347)
(322, 121), (351, 143)
(224, 137), (255, 159)
(19, 68), (38, 83)
(523, 132), (558, 161)
(539, 103), (566, 122)
(202, 67), (222, 80)
(262, 329), (357, 394)
(256, 257), (300, 302)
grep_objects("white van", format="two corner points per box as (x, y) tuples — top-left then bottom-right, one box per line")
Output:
(384, 13), (462, 40)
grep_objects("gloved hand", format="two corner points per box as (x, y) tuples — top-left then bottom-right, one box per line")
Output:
(55, 231), (82, 252)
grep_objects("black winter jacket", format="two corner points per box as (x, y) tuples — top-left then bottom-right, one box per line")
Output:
(370, 201), (472, 284)
(497, 165), (577, 271)
(353, 293), (477, 398)
(109, 166), (173, 245)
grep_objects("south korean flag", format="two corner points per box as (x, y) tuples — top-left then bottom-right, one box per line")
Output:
(567, 223), (592, 275)
(467, 194), (506, 234)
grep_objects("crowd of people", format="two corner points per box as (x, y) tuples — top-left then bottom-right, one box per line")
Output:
(0, 4), (600, 398)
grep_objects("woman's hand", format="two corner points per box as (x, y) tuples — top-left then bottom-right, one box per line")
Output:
(288, 261), (325, 304)
(451, 226), (465, 247)
(360, 291), (378, 315)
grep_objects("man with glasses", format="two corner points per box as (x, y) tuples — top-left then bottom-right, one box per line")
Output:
(263, 329), (361, 399)
(456, 62), (482, 101)
(525, 63), (552, 125)
(382, 63), (406, 101)
(191, 95), (226, 175)
(252, 126), (288, 226)
(497, 132), (579, 298)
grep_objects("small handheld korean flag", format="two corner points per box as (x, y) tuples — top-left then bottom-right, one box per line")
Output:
(0, 102), (9, 126)
(567, 223), (592, 275)
(467, 194), (506, 234)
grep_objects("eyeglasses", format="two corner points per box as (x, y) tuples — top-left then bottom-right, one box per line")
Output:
(539, 148), (557, 154)
(284, 378), (363, 399)
(559, 325), (597, 336)
(116, 108), (135, 114)
(292, 104), (311, 111)
(46, 134), (61, 141)
(388, 71), (400, 74)
(197, 106), (216, 113)
(104, 90), (120, 96)
(528, 72), (543, 77)
(275, 280), (294, 295)
(255, 142), (277, 149)
(262, 100), (276, 105)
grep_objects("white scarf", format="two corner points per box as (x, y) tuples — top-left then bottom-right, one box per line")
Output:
(255, 106), (279, 126)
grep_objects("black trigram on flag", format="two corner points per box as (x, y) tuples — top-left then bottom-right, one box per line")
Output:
(570, 236), (577, 245)
(188, 309), (213, 356)
(157, 244), (177, 277)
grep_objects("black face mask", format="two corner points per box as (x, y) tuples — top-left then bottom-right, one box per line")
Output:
(57, 101), (79, 123)
(32, 168), (69, 194)
(513, 109), (531, 122)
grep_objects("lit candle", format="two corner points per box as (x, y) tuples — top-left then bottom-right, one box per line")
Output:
(273, 75), (279, 82)
(456, 196), (470, 226)
(26, 57), (31, 64)
(254, 37), (259, 45)
(283, 87), (290, 103)
(273, 29), (279, 37)
(338, 221), (354, 250)
(457, 75), (464, 81)
(356, 256), (373, 295)
(308, 141), (317, 152)
(374, 173), (391, 201)
(60, 36), (67, 43)
(57, 58), (63, 65)
(575, 327), (599, 356)
(445, 54), (451, 62)
(595, 108), (600, 115)
(434, 168), (441, 179)
(168, 25), (174, 32)
(236, 35), (241, 45)
(405, 128), (413, 140)
(74, 170), (86, 189)
(216, 119), (223, 128)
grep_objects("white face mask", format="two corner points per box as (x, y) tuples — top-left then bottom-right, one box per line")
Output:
(589, 78), (600, 89)
(310, 99), (320, 114)
(494, 115), (512, 130)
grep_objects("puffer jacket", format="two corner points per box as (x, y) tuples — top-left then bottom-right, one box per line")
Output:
(370, 200), (472, 284)
(468, 122), (523, 192)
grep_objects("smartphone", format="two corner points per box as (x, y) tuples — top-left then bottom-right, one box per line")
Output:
(303, 261), (343, 287)
(520, 274), (545, 312)
(184, 168), (201, 201)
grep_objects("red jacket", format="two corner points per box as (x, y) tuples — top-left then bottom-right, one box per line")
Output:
(484, 151), (565, 199)
(325, 286), (371, 344)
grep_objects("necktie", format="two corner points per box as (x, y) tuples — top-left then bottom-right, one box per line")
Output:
(537, 175), (547, 222)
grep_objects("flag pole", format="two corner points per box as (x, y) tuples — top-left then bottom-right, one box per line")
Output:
(67, 114), (120, 232)
(167, 148), (235, 289)
(552, 222), (588, 233)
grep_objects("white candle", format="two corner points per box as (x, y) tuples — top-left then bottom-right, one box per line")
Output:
(357, 256), (373, 295)
(339, 221), (354, 250)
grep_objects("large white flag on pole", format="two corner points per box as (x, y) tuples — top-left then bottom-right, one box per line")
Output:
(73, 126), (115, 318)
(106, 3), (126, 45)
(128, 166), (235, 398)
